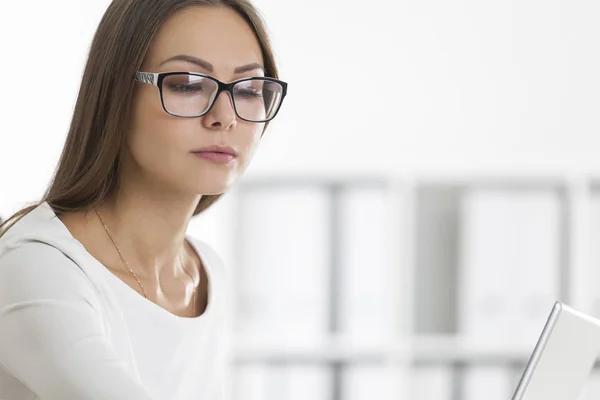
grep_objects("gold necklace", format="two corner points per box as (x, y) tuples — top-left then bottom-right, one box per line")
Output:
(95, 209), (198, 317)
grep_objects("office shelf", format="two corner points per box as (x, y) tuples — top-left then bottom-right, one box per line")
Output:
(192, 172), (600, 400)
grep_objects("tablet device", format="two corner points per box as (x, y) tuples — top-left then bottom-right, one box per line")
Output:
(512, 301), (600, 399)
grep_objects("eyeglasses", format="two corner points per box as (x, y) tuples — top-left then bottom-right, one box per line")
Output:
(135, 71), (287, 123)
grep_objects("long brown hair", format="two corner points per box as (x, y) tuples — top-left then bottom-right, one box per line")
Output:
(0, 0), (278, 236)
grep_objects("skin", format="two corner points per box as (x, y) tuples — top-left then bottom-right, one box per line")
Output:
(59, 5), (266, 318)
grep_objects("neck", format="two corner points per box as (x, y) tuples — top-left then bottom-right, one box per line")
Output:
(96, 182), (201, 280)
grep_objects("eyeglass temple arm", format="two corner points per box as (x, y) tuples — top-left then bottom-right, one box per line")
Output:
(135, 72), (160, 87)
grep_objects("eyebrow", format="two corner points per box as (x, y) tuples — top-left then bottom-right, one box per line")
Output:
(159, 54), (265, 74)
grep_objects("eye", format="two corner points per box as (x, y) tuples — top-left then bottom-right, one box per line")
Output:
(234, 80), (265, 99)
(162, 74), (215, 96)
(167, 83), (203, 94)
(235, 88), (263, 99)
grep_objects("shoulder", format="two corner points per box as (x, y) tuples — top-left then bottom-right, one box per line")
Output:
(0, 202), (98, 289)
(0, 241), (98, 308)
(1, 240), (81, 276)
(185, 236), (230, 287)
(186, 237), (226, 269)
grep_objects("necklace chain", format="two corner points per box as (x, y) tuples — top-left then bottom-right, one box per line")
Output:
(95, 209), (197, 317)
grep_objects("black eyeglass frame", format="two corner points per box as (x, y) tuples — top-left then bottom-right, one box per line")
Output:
(135, 71), (288, 123)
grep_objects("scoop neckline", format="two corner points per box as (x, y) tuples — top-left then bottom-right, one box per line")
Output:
(42, 203), (215, 323)
(95, 236), (215, 323)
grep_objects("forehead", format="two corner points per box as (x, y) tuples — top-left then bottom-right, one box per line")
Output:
(144, 5), (264, 73)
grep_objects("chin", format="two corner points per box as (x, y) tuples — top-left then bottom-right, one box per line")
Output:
(168, 162), (242, 195)
(196, 186), (229, 196)
(189, 175), (238, 196)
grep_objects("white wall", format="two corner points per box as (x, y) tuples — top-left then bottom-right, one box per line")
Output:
(2, 0), (600, 214)
(253, 0), (600, 175)
(0, 1), (109, 213)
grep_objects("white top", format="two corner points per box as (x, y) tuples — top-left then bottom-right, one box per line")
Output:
(0, 202), (229, 400)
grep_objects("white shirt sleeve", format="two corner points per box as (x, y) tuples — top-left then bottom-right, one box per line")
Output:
(0, 243), (157, 400)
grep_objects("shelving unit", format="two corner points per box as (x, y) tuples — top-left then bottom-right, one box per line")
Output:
(190, 172), (600, 400)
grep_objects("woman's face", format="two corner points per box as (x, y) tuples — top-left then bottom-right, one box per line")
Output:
(126, 5), (265, 195)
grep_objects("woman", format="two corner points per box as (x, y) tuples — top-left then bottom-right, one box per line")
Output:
(0, 0), (287, 399)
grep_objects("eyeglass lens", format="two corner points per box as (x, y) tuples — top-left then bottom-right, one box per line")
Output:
(161, 74), (284, 122)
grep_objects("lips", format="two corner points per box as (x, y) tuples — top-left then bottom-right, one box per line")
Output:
(191, 145), (238, 165)
(192, 145), (238, 157)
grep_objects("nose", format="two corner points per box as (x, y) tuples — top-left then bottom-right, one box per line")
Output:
(202, 91), (237, 130)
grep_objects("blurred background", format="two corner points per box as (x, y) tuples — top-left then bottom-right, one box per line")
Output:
(2, 0), (600, 399)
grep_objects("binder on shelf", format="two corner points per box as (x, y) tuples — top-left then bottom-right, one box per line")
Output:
(458, 187), (562, 400)
(588, 194), (600, 318)
(414, 185), (462, 335)
(235, 185), (332, 343)
(458, 187), (561, 342)
(337, 186), (393, 342)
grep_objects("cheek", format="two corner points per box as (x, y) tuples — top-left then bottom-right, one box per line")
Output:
(237, 125), (264, 166)
(127, 94), (188, 171)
